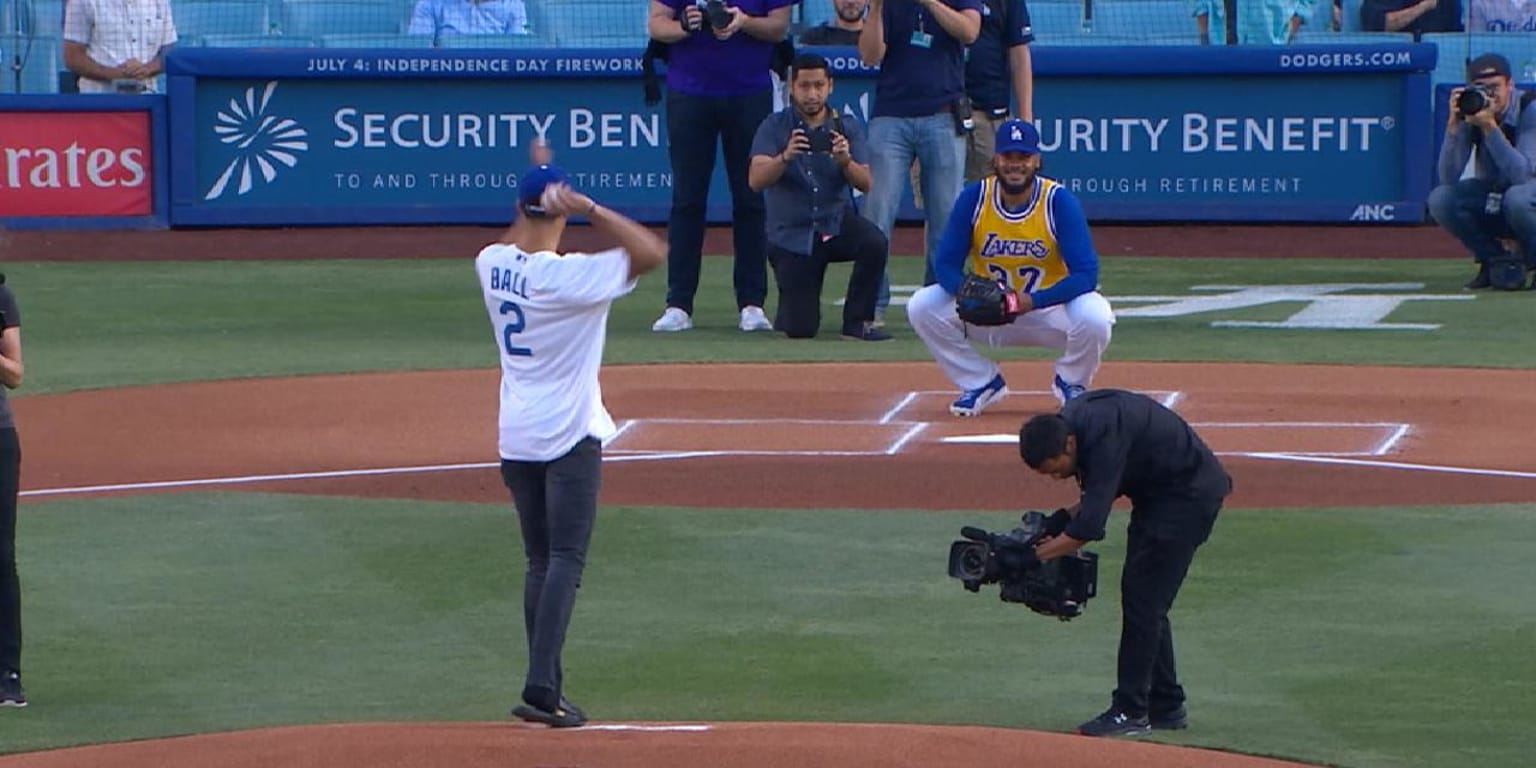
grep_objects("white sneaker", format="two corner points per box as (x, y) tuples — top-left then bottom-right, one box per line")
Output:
(651, 307), (693, 332)
(739, 305), (773, 332)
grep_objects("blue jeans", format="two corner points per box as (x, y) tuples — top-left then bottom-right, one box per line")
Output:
(1427, 179), (1536, 265)
(862, 113), (966, 311)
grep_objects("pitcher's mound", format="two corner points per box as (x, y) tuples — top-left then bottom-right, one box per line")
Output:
(0, 721), (1318, 768)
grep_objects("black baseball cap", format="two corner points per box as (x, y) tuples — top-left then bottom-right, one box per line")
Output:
(1467, 53), (1511, 81)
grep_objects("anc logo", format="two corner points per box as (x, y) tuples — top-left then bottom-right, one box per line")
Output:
(205, 81), (309, 201)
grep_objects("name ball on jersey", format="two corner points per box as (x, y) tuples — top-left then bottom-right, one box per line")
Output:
(490, 267), (530, 298)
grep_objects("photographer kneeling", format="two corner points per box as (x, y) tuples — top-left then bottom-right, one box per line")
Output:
(1020, 390), (1231, 738)
(1428, 53), (1536, 291)
(748, 53), (891, 341)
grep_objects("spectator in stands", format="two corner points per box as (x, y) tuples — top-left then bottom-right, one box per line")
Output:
(748, 53), (890, 341)
(1192, 0), (1312, 44)
(1467, 0), (1536, 31)
(962, 0), (1033, 182)
(1428, 53), (1536, 289)
(646, 0), (795, 334)
(63, 0), (177, 94)
(1360, 0), (1462, 32)
(801, 0), (868, 44)
(859, 0), (981, 325)
(408, 0), (531, 37)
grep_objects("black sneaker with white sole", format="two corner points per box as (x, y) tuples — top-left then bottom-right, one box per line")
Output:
(511, 697), (587, 728)
(0, 671), (26, 708)
(1077, 707), (1150, 737)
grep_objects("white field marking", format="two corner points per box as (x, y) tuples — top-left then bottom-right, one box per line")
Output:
(19, 462), (501, 498)
(1242, 453), (1536, 480)
(1159, 391), (1184, 409)
(886, 422), (929, 455)
(624, 417), (919, 427)
(1373, 424), (1411, 456)
(576, 724), (713, 732)
(942, 422), (1412, 458)
(879, 392), (922, 424)
(604, 419), (638, 448)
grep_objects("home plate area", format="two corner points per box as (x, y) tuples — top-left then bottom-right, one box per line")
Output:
(603, 389), (1409, 460)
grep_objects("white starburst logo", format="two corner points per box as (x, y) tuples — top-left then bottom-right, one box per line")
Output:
(205, 81), (309, 201)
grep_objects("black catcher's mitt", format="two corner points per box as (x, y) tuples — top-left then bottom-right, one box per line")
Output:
(955, 273), (1022, 326)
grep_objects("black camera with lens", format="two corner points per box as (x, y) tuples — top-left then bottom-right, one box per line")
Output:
(805, 125), (833, 153)
(702, 0), (732, 30)
(1456, 84), (1495, 118)
(947, 510), (1099, 621)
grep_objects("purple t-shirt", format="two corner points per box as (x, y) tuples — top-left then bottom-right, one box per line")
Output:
(872, 0), (984, 118)
(661, 0), (797, 97)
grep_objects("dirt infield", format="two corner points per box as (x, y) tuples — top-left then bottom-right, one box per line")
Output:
(11, 359), (1533, 768)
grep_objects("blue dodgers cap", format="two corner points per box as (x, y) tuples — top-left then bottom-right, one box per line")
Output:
(994, 119), (1040, 155)
(519, 164), (569, 216)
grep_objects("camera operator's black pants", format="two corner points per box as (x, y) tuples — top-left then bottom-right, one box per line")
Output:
(663, 87), (773, 315)
(1113, 496), (1221, 718)
(768, 214), (889, 338)
(0, 428), (20, 677)
(500, 437), (601, 710)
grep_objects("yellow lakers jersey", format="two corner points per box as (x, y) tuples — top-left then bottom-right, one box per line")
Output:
(966, 176), (1067, 295)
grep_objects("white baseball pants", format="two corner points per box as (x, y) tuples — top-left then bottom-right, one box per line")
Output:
(907, 283), (1116, 393)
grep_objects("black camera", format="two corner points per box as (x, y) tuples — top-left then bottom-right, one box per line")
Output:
(1456, 84), (1494, 118)
(702, 0), (732, 30)
(805, 126), (833, 153)
(947, 510), (1099, 621)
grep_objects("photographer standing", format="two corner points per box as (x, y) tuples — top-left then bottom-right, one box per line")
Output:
(1020, 390), (1231, 737)
(748, 53), (890, 341)
(0, 275), (23, 708)
(1427, 53), (1536, 290)
(647, 0), (796, 333)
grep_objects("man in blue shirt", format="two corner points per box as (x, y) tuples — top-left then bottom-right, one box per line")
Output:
(408, 0), (529, 38)
(748, 53), (890, 340)
(907, 119), (1113, 417)
(1427, 53), (1536, 289)
(858, 0), (981, 321)
(647, 0), (797, 334)
(962, 0), (1033, 181)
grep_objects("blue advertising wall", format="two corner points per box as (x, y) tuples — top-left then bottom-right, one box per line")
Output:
(166, 44), (1434, 227)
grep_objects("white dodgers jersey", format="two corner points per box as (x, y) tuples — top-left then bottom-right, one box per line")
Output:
(474, 243), (637, 462)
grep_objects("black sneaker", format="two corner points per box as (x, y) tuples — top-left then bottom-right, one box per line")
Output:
(1150, 706), (1187, 730)
(0, 672), (26, 708)
(842, 324), (893, 342)
(511, 697), (587, 728)
(1077, 707), (1150, 737)
(1464, 264), (1491, 290)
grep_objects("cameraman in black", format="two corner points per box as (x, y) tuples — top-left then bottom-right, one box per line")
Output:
(748, 52), (891, 340)
(1020, 389), (1231, 738)
(1427, 53), (1536, 290)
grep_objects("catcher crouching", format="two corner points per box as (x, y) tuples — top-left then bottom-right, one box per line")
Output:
(906, 119), (1114, 416)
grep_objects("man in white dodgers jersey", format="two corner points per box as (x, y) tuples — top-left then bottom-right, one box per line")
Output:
(475, 156), (665, 728)
(906, 119), (1114, 417)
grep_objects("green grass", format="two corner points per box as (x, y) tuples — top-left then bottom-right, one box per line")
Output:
(3, 255), (1531, 395)
(6, 495), (1534, 768)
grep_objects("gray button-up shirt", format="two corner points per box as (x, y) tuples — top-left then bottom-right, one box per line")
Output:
(750, 107), (870, 256)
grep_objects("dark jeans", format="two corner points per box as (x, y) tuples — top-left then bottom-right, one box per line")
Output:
(768, 213), (889, 338)
(1112, 495), (1221, 718)
(500, 436), (601, 708)
(664, 87), (773, 314)
(1426, 178), (1535, 266)
(0, 428), (19, 676)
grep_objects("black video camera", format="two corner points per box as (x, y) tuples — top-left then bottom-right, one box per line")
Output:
(947, 510), (1099, 621)
(1457, 83), (1495, 118)
(805, 125), (833, 153)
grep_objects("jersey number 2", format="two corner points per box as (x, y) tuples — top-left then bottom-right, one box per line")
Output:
(499, 301), (532, 357)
